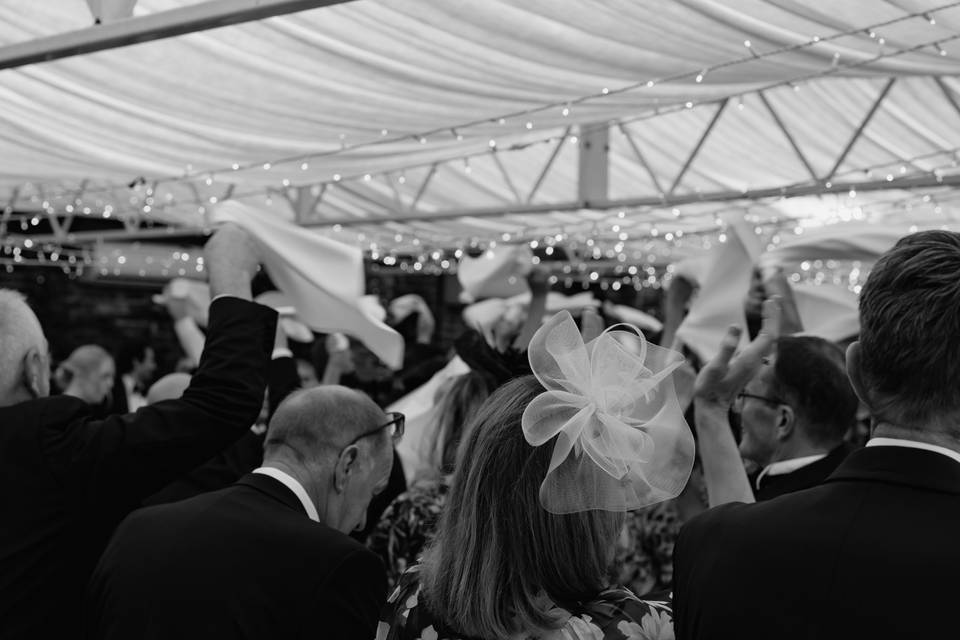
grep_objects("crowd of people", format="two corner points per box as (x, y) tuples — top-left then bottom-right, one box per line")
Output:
(1, 222), (958, 639)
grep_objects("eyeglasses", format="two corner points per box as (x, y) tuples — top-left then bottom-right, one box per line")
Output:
(345, 411), (405, 447)
(734, 391), (784, 408)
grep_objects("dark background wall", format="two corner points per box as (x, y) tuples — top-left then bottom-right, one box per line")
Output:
(2, 265), (662, 391)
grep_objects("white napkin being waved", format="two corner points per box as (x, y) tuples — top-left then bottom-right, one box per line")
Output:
(210, 201), (404, 369)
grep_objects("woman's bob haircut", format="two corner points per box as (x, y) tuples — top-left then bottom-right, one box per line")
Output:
(420, 375), (623, 638)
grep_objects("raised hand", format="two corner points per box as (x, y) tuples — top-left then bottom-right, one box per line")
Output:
(205, 223), (260, 301)
(694, 296), (782, 407)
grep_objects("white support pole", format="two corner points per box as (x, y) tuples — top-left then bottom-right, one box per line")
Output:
(577, 123), (609, 208)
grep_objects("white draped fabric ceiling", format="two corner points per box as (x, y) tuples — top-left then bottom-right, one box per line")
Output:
(3, 0), (960, 255)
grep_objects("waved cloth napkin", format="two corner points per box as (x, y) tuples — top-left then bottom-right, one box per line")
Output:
(211, 201), (404, 369)
(676, 216), (760, 360)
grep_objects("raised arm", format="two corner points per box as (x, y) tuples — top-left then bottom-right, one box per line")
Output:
(512, 269), (549, 351)
(42, 224), (278, 512)
(760, 265), (803, 335)
(694, 297), (781, 507)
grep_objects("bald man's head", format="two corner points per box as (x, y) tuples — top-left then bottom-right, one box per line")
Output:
(0, 289), (50, 405)
(263, 385), (387, 464)
(262, 385), (397, 534)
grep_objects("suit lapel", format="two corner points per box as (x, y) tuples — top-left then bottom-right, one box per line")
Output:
(826, 446), (960, 495)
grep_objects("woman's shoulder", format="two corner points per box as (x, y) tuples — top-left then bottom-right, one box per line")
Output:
(379, 569), (673, 640)
(378, 566), (462, 640)
(558, 588), (673, 640)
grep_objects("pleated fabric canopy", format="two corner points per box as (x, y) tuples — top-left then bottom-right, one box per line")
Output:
(3, 0), (960, 252)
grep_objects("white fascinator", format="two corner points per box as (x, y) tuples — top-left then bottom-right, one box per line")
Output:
(522, 311), (695, 514)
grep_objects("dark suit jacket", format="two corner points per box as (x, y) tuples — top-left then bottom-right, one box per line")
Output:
(143, 356), (301, 506)
(748, 442), (854, 501)
(0, 297), (277, 639)
(674, 445), (960, 640)
(86, 473), (387, 640)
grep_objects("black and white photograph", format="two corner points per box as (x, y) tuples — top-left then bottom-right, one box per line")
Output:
(1, 2), (959, 638)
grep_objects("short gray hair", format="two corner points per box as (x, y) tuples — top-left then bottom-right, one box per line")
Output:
(264, 386), (386, 465)
(0, 289), (46, 397)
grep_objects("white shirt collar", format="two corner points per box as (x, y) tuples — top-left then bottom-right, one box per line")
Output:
(756, 453), (828, 489)
(252, 467), (320, 523)
(866, 437), (960, 466)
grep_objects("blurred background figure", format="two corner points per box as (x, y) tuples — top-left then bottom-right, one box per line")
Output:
(114, 341), (157, 412)
(55, 345), (115, 407)
(295, 358), (320, 388)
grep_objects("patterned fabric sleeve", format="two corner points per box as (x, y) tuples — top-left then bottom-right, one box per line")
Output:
(367, 481), (449, 590)
(564, 589), (674, 640)
(377, 567), (674, 640)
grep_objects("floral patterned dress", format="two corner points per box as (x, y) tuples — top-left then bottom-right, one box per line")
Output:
(611, 473), (709, 596)
(610, 501), (682, 596)
(377, 566), (674, 640)
(367, 477), (452, 590)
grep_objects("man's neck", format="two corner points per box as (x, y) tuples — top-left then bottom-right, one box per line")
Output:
(872, 423), (960, 454)
(260, 459), (329, 526)
(0, 386), (33, 408)
(769, 437), (834, 465)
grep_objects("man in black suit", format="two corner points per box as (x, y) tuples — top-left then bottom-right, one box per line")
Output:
(86, 385), (399, 640)
(0, 224), (277, 639)
(675, 230), (960, 639)
(736, 335), (858, 501)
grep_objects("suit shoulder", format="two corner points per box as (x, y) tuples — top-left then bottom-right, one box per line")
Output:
(3, 395), (92, 431)
(681, 500), (750, 538)
(683, 485), (837, 540)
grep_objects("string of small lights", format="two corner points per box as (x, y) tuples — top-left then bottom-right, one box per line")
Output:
(14, 2), (959, 214)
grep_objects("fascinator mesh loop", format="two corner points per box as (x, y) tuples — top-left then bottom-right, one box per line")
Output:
(521, 311), (694, 514)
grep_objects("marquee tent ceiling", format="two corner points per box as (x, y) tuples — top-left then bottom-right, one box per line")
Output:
(3, 0), (960, 257)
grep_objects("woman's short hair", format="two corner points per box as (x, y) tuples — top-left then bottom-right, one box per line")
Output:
(420, 375), (623, 638)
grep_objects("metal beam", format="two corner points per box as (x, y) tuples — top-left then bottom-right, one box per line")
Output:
(0, 0), (353, 71)
(669, 99), (728, 195)
(282, 185), (326, 225)
(935, 76), (960, 122)
(335, 182), (399, 214)
(492, 152), (523, 203)
(618, 123), (666, 196)
(9, 226), (207, 245)
(758, 91), (819, 182)
(527, 127), (571, 203)
(824, 78), (896, 181)
(410, 164), (438, 211)
(302, 172), (960, 227)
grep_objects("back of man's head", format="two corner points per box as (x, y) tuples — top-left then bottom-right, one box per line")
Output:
(858, 230), (960, 426)
(0, 289), (47, 405)
(771, 336), (858, 447)
(263, 385), (386, 467)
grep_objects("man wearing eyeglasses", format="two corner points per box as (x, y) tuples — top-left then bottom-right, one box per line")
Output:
(733, 336), (858, 501)
(85, 385), (404, 640)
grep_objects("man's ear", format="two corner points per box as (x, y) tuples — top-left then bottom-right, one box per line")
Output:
(775, 404), (795, 441)
(333, 445), (360, 493)
(21, 347), (48, 399)
(845, 342), (873, 410)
